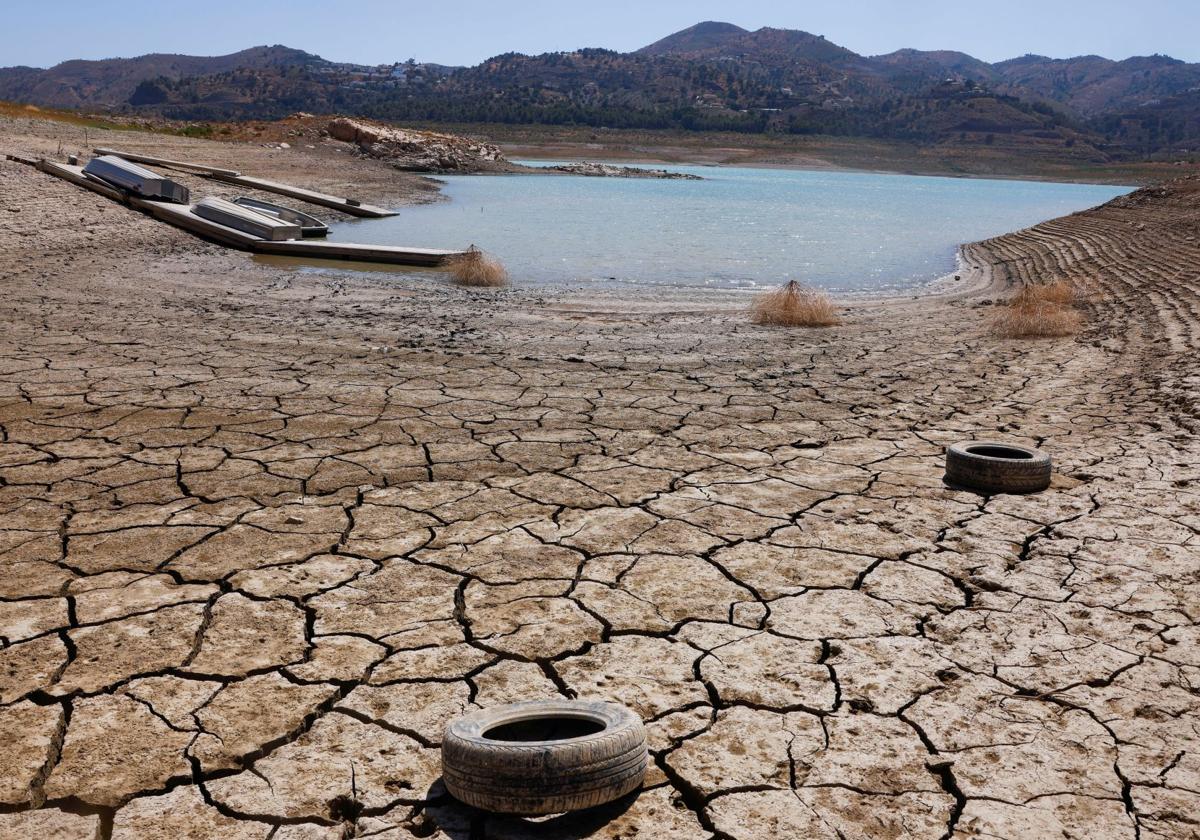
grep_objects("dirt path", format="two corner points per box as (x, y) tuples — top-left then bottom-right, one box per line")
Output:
(1, 120), (1197, 839)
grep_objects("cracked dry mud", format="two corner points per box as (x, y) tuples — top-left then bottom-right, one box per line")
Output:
(1, 118), (1198, 839)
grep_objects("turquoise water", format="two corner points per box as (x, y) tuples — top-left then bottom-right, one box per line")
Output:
(330, 163), (1130, 292)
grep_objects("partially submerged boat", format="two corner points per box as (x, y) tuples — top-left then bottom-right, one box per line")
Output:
(82, 155), (190, 203)
(193, 196), (302, 241)
(232, 196), (329, 237)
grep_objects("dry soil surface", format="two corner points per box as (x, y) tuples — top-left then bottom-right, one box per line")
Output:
(1, 120), (1199, 840)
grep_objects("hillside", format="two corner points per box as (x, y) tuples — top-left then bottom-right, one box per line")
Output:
(993, 54), (1200, 115)
(2, 24), (1199, 157)
(637, 21), (750, 57)
(637, 21), (865, 67)
(1094, 89), (1200, 154)
(0, 45), (326, 109)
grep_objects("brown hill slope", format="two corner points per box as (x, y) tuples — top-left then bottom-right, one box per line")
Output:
(0, 45), (324, 109)
(992, 53), (1200, 115)
(3, 23), (1200, 155)
(637, 21), (750, 56)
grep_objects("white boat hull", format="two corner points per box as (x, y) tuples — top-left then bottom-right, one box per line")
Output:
(193, 196), (302, 241)
(82, 155), (190, 203)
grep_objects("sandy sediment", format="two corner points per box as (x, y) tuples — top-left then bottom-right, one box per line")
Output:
(1, 117), (1198, 839)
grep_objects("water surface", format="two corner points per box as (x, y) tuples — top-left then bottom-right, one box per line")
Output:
(330, 163), (1130, 292)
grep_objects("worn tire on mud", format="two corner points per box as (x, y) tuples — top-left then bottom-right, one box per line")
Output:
(945, 441), (1052, 494)
(441, 700), (648, 815)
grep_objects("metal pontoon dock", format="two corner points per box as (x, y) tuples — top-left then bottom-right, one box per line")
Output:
(146, 200), (456, 266)
(93, 147), (398, 218)
(91, 147), (241, 177)
(9, 155), (462, 267)
(208, 173), (397, 219)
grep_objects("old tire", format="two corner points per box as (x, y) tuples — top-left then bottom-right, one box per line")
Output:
(441, 700), (648, 815)
(945, 441), (1052, 494)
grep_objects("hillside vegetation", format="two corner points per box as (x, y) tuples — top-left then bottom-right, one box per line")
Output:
(3, 22), (1199, 159)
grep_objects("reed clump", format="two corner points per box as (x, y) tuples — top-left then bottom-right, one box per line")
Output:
(450, 248), (508, 287)
(990, 280), (1083, 338)
(749, 280), (840, 327)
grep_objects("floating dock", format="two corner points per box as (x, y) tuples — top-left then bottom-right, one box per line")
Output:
(92, 147), (240, 177)
(207, 173), (397, 219)
(10, 156), (462, 267)
(93, 147), (397, 218)
(146, 200), (457, 265)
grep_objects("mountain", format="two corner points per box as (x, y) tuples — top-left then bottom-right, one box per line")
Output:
(0, 45), (325, 109)
(992, 53), (1200, 115)
(637, 21), (749, 57)
(637, 21), (861, 67)
(872, 49), (998, 85)
(2, 24), (1199, 157)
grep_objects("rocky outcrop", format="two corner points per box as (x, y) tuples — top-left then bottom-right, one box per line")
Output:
(545, 161), (703, 180)
(325, 117), (701, 179)
(326, 117), (507, 173)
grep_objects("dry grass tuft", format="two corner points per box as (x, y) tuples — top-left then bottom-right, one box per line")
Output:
(1011, 279), (1077, 308)
(449, 248), (508, 287)
(750, 280), (840, 327)
(991, 280), (1083, 338)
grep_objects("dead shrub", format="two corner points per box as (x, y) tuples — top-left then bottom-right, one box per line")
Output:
(750, 280), (840, 327)
(449, 247), (508, 287)
(1010, 279), (1077, 308)
(991, 280), (1083, 338)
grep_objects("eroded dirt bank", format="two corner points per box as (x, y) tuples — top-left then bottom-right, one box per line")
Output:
(1, 119), (1198, 840)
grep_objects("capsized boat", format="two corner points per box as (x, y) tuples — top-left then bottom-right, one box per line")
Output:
(232, 196), (329, 237)
(82, 155), (190, 203)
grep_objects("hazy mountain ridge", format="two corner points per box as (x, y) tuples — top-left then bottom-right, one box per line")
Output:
(0, 45), (326, 108)
(991, 53), (1200, 115)
(2, 23), (1198, 156)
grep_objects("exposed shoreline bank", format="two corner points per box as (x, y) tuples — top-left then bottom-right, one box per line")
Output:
(503, 142), (1150, 187)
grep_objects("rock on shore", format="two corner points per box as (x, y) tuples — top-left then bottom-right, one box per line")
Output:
(545, 161), (703, 180)
(326, 117), (508, 173)
(324, 117), (701, 180)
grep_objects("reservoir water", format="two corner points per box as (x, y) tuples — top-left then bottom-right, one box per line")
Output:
(329, 163), (1130, 293)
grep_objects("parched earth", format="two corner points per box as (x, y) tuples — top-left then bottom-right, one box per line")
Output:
(1, 120), (1198, 840)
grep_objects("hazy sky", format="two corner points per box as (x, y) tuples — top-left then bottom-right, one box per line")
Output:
(4, 0), (1198, 68)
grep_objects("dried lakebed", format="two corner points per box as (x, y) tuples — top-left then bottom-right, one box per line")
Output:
(0, 122), (1198, 840)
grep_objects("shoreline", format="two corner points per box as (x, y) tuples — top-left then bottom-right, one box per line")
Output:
(2, 115), (1198, 840)
(504, 144), (1147, 187)
(481, 127), (1178, 187)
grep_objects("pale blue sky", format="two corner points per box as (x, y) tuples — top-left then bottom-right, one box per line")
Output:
(4, 0), (1198, 68)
